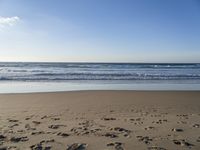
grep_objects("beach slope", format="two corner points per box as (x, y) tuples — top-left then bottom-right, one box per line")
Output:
(0, 91), (200, 149)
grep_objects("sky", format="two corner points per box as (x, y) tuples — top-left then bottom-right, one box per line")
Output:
(0, 0), (200, 63)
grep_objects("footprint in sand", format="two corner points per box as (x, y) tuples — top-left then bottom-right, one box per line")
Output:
(51, 117), (60, 121)
(177, 114), (189, 119)
(30, 144), (51, 150)
(17, 129), (26, 133)
(173, 139), (194, 147)
(32, 121), (41, 125)
(8, 119), (19, 123)
(41, 115), (48, 119)
(107, 142), (124, 150)
(172, 128), (184, 132)
(130, 118), (144, 125)
(40, 139), (55, 144)
(144, 126), (155, 130)
(152, 119), (167, 124)
(110, 127), (131, 138)
(177, 121), (187, 124)
(0, 135), (6, 141)
(197, 137), (200, 142)
(0, 146), (18, 150)
(25, 124), (36, 130)
(193, 124), (200, 128)
(66, 143), (87, 150)
(9, 123), (19, 128)
(48, 124), (65, 129)
(104, 133), (118, 138)
(10, 136), (29, 142)
(0, 135), (6, 146)
(30, 139), (55, 150)
(57, 132), (70, 137)
(148, 146), (167, 150)
(31, 131), (45, 135)
(25, 115), (34, 120)
(25, 117), (31, 120)
(136, 136), (153, 144)
(102, 117), (116, 121)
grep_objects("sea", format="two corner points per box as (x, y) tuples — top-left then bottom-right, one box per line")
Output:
(0, 62), (200, 93)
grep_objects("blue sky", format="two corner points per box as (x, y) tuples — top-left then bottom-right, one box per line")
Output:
(0, 0), (200, 62)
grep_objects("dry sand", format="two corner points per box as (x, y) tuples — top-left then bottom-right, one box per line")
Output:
(0, 91), (200, 150)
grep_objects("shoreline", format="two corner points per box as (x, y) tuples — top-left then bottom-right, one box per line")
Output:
(1, 81), (200, 94)
(1, 89), (200, 95)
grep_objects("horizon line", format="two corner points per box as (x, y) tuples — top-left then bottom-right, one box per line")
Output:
(0, 61), (199, 64)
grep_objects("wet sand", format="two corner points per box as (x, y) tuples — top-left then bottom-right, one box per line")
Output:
(0, 91), (200, 150)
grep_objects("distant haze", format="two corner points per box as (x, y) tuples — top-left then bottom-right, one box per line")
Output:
(0, 0), (200, 63)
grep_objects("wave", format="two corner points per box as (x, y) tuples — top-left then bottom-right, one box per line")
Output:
(1, 74), (200, 81)
(0, 62), (200, 82)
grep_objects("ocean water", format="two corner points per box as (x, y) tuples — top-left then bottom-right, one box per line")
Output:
(0, 62), (200, 93)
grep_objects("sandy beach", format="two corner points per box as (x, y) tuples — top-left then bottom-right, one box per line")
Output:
(0, 91), (200, 150)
